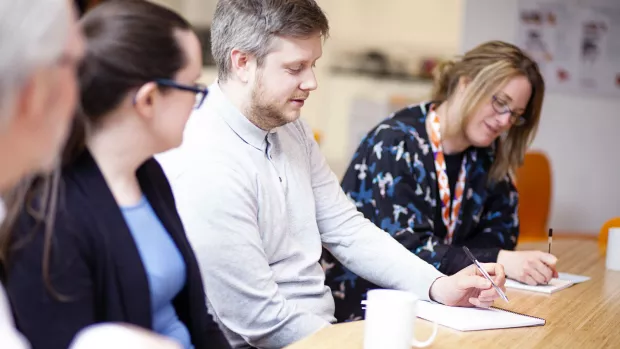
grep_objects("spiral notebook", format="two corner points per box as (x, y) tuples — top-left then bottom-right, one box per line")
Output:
(416, 300), (545, 331)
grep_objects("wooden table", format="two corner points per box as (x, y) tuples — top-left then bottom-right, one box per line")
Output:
(285, 239), (620, 348)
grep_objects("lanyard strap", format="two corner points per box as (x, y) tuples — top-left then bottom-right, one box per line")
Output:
(427, 109), (467, 244)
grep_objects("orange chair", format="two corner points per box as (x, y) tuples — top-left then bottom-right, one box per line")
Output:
(599, 217), (620, 255)
(515, 151), (552, 242)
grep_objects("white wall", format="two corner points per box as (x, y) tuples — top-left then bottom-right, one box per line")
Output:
(152, 0), (463, 167)
(148, 0), (216, 25)
(310, 0), (463, 174)
(155, 0), (617, 232)
(317, 0), (462, 57)
(462, 0), (620, 234)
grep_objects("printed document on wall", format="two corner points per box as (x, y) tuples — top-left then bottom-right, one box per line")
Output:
(517, 0), (620, 97)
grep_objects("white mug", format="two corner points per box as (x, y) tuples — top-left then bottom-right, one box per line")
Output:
(606, 228), (620, 271)
(363, 289), (438, 349)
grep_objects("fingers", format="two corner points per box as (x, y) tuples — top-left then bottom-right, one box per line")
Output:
(538, 252), (559, 280)
(539, 252), (558, 266)
(528, 265), (548, 284)
(457, 274), (491, 290)
(479, 287), (500, 301)
(477, 263), (506, 284)
(513, 251), (558, 285)
(469, 297), (494, 308)
(493, 275), (506, 291)
(476, 262), (503, 275)
(532, 259), (554, 283)
(523, 274), (538, 286)
(475, 263), (506, 290)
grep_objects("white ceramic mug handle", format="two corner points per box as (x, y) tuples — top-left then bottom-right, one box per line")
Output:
(411, 320), (438, 348)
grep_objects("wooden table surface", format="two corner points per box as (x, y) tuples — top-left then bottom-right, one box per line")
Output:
(285, 239), (620, 349)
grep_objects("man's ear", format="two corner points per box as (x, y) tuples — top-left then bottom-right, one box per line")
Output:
(133, 82), (159, 119)
(230, 49), (254, 83)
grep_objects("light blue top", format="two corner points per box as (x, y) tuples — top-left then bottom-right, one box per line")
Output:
(121, 195), (193, 349)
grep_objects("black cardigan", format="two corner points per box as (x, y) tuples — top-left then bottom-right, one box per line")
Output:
(2, 151), (230, 349)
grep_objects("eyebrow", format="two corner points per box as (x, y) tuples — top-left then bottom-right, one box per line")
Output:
(283, 60), (307, 66)
(497, 92), (512, 101)
(284, 55), (322, 66)
(497, 92), (526, 112)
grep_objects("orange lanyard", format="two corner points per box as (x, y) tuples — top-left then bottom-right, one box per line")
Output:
(427, 109), (467, 244)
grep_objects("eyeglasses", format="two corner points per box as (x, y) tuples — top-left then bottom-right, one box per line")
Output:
(155, 78), (208, 109)
(491, 95), (526, 126)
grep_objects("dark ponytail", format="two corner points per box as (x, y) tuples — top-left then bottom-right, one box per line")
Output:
(0, 0), (195, 297)
(65, 0), (192, 164)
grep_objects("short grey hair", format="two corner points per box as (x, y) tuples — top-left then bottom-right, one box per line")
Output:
(0, 0), (70, 124)
(211, 0), (329, 82)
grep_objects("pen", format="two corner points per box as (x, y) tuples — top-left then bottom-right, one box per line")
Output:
(548, 228), (553, 254)
(462, 246), (509, 303)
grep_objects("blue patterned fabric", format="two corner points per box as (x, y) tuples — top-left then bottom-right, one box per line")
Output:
(322, 101), (519, 322)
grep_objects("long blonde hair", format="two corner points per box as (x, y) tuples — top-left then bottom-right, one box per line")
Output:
(431, 40), (545, 182)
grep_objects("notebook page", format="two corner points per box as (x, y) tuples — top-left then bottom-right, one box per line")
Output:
(505, 278), (574, 294)
(557, 272), (590, 283)
(416, 301), (545, 331)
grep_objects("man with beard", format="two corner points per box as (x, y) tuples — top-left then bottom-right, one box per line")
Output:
(157, 1), (506, 348)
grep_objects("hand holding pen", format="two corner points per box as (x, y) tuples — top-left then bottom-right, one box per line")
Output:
(463, 246), (509, 303)
(429, 249), (507, 308)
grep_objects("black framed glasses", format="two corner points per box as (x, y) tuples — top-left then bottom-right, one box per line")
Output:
(491, 95), (526, 126)
(155, 78), (208, 109)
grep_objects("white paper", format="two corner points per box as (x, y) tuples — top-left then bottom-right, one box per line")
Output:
(416, 300), (545, 331)
(505, 278), (574, 294)
(558, 272), (591, 283)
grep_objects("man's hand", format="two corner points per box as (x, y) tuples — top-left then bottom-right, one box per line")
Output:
(429, 263), (506, 308)
(497, 250), (558, 285)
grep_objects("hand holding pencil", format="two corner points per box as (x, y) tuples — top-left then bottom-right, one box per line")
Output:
(497, 229), (558, 286)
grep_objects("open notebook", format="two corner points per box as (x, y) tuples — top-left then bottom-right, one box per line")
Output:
(505, 278), (574, 294)
(416, 300), (545, 331)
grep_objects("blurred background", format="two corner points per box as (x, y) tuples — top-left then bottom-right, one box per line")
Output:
(75, 0), (620, 239)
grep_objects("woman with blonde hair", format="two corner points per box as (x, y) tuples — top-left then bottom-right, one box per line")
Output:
(323, 40), (557, 322)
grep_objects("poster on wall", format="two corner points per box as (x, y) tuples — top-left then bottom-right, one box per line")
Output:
(517, 0), (620, 97)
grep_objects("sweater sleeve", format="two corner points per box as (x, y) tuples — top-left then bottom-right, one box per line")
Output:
(301, 121), (445, 300)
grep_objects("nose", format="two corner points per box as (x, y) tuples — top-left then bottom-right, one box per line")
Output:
(299, 69), (318, 91)
(495, 111), (513, 127)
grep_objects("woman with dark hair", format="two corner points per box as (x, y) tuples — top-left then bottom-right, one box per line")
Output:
(1, 1), (229, 349)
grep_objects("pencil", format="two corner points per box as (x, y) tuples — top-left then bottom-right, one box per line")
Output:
(548, 228), (553, 254)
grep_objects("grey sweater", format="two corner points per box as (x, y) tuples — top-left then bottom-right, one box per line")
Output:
(157, 83), (444, 349)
